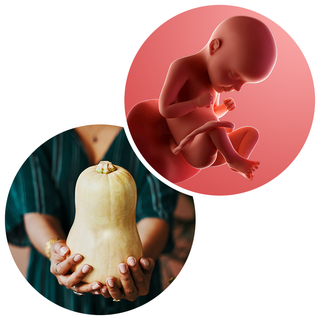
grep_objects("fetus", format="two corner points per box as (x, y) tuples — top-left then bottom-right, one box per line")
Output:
(159, 16), (277, 180)
(127, 15), (277, 183)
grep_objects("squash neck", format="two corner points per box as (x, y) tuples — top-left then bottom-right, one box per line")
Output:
(76, 208), (136, 230)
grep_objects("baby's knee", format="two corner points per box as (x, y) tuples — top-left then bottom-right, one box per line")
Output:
(246, 126), (260, 143)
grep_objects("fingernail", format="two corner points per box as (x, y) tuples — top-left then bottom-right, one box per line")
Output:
(101, 287), (107, 293)
(60, 246), (68, 256)
(73, 254), (82, 262)
(92, 283), (101, 290)
(141, 258), (149, 267)
(127, 256), (136, 267)
(107, 277), (114, 288)
(82, 265), (91, 273)
(119, 263), (128, 274)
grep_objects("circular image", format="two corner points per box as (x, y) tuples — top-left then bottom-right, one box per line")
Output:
(5, 124), (195, 315)
(125, 5), (315, 195)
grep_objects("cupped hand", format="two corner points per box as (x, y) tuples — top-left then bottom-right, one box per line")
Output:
(224, 97), (236, 111)
(50, 240), (102, 294)
(98, 257), (155, 301)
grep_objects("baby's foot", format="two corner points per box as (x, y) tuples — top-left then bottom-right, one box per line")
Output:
(172, 135), (195, 155)
(169, 136), (179, 155)
(227, 157), (260, 180)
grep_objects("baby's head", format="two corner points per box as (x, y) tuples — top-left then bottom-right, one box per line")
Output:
(205, 16), (277, 93)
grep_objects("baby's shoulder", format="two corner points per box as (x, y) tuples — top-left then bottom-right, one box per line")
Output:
(170, 56), (189, 69)
(168, 56), (193, 77)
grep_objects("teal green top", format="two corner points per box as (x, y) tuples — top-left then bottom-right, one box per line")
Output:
(5, 128), (178, 315)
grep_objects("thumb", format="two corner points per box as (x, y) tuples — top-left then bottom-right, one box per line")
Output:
(52, 240), (69, 257)
(139, 258), (155, 277)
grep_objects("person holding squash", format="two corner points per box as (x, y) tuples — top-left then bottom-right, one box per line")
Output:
(5, 125), (179, 315)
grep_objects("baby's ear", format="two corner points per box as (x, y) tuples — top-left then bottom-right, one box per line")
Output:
(209, 39), (221, 55)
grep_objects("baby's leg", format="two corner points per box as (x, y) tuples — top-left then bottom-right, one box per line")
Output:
(208, 127), (259, 180)
(173, 122), (259, 179)
(172, 120), (235, 155)
(212, 126), (260, 166)
(179, 132), (219, 169)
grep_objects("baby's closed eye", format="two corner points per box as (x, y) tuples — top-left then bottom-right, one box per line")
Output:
(229, 71), (239, 80)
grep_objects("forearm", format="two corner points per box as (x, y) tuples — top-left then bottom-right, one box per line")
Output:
(137, 218), (169, 261)
(214, 103), (228, 118)
(24, 213), (66, 257)
(159, 99), (198, 118)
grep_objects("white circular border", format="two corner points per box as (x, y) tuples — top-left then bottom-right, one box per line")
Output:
(0, 118), (203, 319)
(118, 0), (320, 203)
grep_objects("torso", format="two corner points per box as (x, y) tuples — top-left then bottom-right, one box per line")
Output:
(75, 125), (122, 165)
(166, 56), (220, 143)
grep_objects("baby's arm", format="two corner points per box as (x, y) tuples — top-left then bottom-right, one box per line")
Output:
(159, 59), (210, 118)
(159, 59), (194, 118)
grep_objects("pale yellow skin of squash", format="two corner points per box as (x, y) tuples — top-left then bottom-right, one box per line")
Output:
(66, 162), (143, 288)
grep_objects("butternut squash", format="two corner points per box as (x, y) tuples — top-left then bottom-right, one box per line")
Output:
(66, 161), (143, 287)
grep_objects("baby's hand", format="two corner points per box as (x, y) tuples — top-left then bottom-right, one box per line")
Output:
(196, 93), (214, 108)
(224, 98), (236, 111)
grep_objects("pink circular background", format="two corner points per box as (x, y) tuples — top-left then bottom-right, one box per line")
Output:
(125, 5), (315, 195)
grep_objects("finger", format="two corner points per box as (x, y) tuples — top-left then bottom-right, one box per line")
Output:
(100, 285), (112, 298)
(63, 264), (93, 289)
(139, 258), (155, 284)
(127, 257), (149, 295)
(225, 100), (234, 107)
(73, 281), (102, 294)
(118, 263), (138, 300)
(52, 240), (70, 258)
(106, 277), (123, 301)
(52, 254), (83, 275)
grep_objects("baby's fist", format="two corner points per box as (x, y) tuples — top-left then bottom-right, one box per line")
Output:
(224, 98), (236, 111)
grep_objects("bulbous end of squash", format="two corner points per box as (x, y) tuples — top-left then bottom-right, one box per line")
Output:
(96, 161), (117, 174)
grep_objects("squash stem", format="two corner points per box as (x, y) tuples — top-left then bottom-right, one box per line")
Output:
(96, 161), (117, 174)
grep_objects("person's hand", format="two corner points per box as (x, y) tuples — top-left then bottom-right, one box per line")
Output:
(50, 240), (102, 295)
(196, 93), (214, 108)
(224, 97), (236, 111)
(99, 257), (155, 301)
